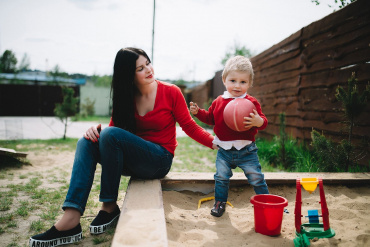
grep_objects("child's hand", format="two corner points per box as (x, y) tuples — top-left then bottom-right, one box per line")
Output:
(243, 109), (264, 130)
(190, 102), (199, 115)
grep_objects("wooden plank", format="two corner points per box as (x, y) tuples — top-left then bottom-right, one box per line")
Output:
(253, 48), (301, 73)
(162, 172), (370, 187)
(251, 29), (302, 66)
(302, 37), (370, 73)
(253, 69), (301, 87)
(303, 25), (370, 61)
(0, 147), (28, 158)
(111, 179), (168, 247)
(300, 63), (370, 89)
(301, 0), (370, 41)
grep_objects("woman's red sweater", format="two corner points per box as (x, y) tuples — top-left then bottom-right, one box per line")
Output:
(109, 80), (214, 156)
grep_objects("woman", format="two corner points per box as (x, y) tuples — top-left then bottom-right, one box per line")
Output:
(29, 48), (216, 246)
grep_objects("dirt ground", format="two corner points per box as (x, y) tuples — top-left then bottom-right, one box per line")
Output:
(0, 149), (123, 247)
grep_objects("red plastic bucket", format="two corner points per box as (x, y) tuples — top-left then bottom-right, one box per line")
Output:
(250, 194), (288, 236)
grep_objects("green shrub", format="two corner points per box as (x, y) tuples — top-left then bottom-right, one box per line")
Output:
(80, 97), (96, 117)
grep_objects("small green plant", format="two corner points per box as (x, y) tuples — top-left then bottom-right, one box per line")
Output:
(0, 213), (13, 224)
(7, 222), (17, 228)
(279, 113), (287, 169)
(335, 72), (369, 171)
(29, 220), (45, 232)
(92, 236), (109, 245)
(54, 87), (79, 139)
(310, 130), (347, 172)
(16, 201), (29, 217)
(0, 197), (12, 211)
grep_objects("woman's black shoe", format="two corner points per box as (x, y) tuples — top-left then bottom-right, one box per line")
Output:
(90, 205), (120, 235)
(29, 224), (82, 247)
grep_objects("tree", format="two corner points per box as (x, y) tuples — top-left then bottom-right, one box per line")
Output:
(54, 87), (79, 139)
(311, 0), (356, 9)
(0, 50), (18, 73)
(335, 72), (369, 171)
(19, 53), (31, 71)
(221, 42), (254, 66)
(90, 74), (112, 87)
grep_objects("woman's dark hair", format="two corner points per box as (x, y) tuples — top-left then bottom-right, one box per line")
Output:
(111, 47), (151, 133)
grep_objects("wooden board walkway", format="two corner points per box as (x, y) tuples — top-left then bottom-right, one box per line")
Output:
(111, 172), (370, 246)
(111, 179), (168, 247)
(0, 147), (27, 158)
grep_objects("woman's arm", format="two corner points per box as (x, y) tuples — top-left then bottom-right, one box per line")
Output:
(172, 87), (214, 149)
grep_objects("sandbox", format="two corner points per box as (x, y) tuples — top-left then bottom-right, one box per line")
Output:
(112, 172), (370, 247)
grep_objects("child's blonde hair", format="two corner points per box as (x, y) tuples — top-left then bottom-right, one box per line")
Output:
(222, 56), (254, 86)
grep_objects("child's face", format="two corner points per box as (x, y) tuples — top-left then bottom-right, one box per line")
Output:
(223, 71), (251, 97)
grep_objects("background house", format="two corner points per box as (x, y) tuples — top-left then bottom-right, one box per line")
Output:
(0, 70), (83, 116)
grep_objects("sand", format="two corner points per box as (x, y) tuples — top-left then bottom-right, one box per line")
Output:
(163, 184), (370, 247)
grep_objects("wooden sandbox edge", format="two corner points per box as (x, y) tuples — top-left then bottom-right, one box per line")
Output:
(161, 172), (370, 186)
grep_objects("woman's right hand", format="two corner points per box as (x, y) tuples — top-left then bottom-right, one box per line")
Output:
(83, 124), (101, 142)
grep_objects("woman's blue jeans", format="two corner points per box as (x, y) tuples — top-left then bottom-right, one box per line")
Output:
(214, 142), (269, 202)
(62, 127), (173, 215)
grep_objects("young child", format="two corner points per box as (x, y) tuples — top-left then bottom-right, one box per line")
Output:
(190, 55), (269, 217)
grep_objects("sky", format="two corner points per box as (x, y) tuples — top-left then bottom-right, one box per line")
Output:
(0, 0), (339, 82)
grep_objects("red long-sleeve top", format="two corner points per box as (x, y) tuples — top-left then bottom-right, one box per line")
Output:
(194, 95), (268, 142)
(109, 80), (214, 156)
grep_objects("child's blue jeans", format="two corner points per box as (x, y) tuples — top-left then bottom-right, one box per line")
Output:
(214, 142), (269, 202)
(62, 126), (173, 215)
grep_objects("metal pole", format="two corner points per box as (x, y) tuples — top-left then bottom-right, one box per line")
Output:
(151, 0), (156, 64)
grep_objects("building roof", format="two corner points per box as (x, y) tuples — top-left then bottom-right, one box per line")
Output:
(0, 71), (86, 85)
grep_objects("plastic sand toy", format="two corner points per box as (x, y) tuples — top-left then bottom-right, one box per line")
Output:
(197, 196), (234, 209)
(294, 178), (335, 247)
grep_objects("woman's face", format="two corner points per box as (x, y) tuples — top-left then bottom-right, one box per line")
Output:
(134, 55), (155, 86)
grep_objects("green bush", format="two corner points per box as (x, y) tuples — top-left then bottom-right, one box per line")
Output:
(256, 136), (314, 172)
(80, 97), (95, 117)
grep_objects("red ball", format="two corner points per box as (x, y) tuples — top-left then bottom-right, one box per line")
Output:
(223, 98), (256, 132)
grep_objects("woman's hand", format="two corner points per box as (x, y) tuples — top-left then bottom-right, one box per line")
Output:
(243, 109), (264, 130)
(83, 124), (101, 142)
(190, 102), (199, 115)
(212, 144), (219, 150)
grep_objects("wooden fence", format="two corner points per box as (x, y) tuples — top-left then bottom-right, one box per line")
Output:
(186, 0), (370, 164)
(248, 0), (370, 149)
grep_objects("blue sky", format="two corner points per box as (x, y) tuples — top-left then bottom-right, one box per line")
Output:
(0, 0), (338, 81)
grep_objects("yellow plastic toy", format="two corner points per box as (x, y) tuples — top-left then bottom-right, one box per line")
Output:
(198, 196), (234, 209)
(300, 178), (319, 194)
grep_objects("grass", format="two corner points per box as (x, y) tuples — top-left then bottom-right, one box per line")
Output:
(72, 114), (111, 124)
(0, 138), (78, 153)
